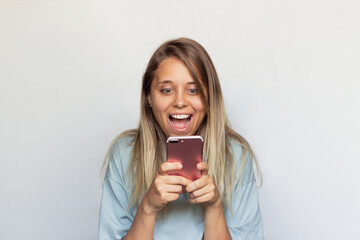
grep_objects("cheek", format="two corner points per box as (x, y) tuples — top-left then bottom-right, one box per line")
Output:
(151, 97), (171, 116)
(192, 99), (206, 112)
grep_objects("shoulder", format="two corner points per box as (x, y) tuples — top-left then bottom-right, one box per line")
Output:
(228, 138), (256, 186)
(106, 134), (135, 183)
(110, 134), (135, 158)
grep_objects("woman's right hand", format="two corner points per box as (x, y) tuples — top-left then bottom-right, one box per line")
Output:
(142, 162), (192, 215)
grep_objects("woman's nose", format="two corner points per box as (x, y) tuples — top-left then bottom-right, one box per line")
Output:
(173, 92), (187, 108)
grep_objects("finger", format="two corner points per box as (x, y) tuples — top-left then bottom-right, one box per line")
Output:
(197, 162), (209, 176)
(166, 193), (181, 202)
(159, 162), (183, 175)
(188, 183), (214, 199)
(162, 175), (193, 186)
(188, 192), (214, 204)
(158, 192), (181, 203)
(186, 177), (207, 192)
(160, 184), (183, 194)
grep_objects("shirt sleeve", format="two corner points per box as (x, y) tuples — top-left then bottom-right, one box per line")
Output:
(98, 143), (134, 240)
(225, 151), (264, 240)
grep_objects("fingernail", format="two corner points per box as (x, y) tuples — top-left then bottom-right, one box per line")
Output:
(177, 163), (182, 169)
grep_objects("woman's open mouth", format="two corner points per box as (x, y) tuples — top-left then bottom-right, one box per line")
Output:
(169, 114), (192, 131)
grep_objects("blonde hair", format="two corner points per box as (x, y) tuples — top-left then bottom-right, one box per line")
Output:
(101, 38), (262, 209)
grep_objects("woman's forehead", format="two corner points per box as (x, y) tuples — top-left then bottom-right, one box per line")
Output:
(155, 57), (206, 86)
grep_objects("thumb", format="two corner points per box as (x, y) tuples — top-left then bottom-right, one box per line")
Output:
(197, 162), (209, 176)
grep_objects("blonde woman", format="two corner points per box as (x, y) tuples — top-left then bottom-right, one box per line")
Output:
(99, 38), (264, 240)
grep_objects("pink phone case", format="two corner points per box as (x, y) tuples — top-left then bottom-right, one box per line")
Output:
(166, 136), (203, 181)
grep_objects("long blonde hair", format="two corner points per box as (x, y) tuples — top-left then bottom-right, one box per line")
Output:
(101, 38), (262, 208)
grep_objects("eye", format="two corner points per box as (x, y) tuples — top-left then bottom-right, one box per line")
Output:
(188, 88), (199, 94)
(160, 88), (173, 94)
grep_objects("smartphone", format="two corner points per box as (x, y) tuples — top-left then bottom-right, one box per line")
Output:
(166, 136), (203, 181)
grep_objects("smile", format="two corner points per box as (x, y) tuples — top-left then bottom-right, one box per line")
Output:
(169, 114), (192, 130)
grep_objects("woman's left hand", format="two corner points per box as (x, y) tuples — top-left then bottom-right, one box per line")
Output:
(186, 162), (221, 208)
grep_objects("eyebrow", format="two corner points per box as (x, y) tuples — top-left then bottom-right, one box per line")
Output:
(157, 80), (197, 85)
(157, 80), (172, 85)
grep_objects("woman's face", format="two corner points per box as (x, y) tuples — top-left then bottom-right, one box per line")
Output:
(148, 58), (206, 137)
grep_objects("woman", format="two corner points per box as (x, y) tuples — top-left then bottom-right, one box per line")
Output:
(99, 38), (263, 240)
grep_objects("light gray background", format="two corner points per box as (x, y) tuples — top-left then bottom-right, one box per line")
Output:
(1, 0), (359, 239)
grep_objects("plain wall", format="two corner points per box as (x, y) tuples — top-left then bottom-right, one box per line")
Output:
(1, 0), (359, 239)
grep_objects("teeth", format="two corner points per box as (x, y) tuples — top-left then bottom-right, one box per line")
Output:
(171, 114), (190, 119)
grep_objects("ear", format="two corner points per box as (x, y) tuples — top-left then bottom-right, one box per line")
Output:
(147, 95), (152, 107)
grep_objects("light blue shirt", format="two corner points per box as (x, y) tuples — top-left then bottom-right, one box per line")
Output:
(98, 136), (264, 240)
